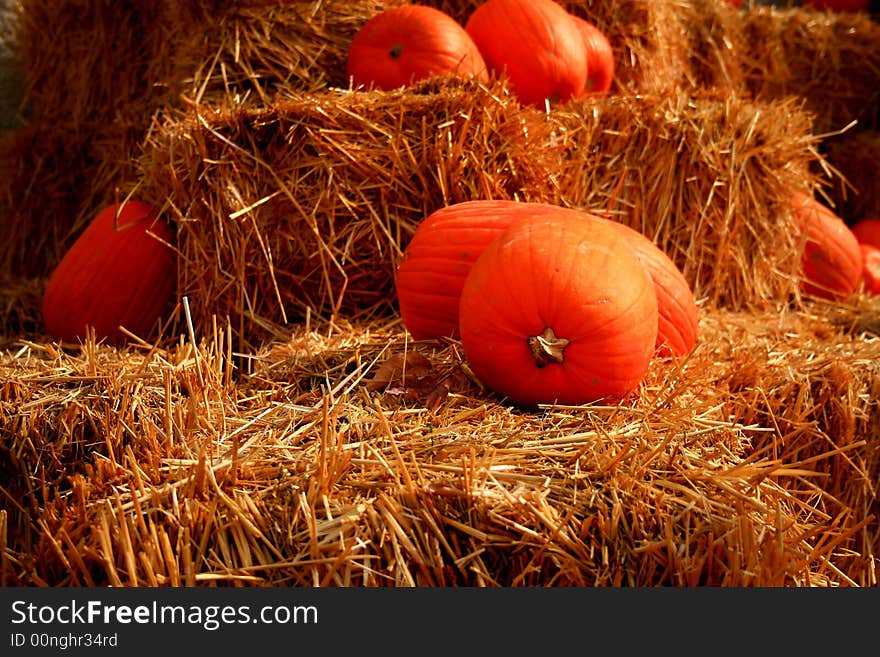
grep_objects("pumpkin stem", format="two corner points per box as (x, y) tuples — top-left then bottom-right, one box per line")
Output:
(527, 326), (570, 368)
(389, 44), (403, 59)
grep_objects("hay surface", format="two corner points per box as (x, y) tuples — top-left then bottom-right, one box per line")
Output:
(2, 303), (878, 587)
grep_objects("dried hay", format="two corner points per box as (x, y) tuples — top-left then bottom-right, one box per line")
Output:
(135, 77), (561, 351)
(2, 0), (879, 589)
(0, 120), (153, 279)
(0, 0), (24, 135)
(1, 303), (877, 587)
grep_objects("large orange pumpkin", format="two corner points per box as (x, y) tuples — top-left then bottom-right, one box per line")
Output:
(396, 199), (697, 356)
(458, 213), (658, 407)
(465, 0), (587, 107)
(346, 5), (488, 91)
(791, 192), (862, 300)
(41, 200), (177, 345)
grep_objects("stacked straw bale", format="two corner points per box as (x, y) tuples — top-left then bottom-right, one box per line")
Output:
(737, 6), (880, 136)
(0, 0), (405, 281)
(1, 304), (878, 586)
(134, 84), (829, 348)
(135, 78), (562, 350)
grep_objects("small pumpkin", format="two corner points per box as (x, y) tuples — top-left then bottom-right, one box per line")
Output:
(570, 15), (615, 95)
(396, 199), (697, 356)
(346, 5), (488, 91)
(465, 0), (587, 107)
(790, 192), (862, 300)
(458, 213), (658, 407)
(850, 217), (880, 249)
(860, 243), (880, 295)
(41, 200), (177, 345)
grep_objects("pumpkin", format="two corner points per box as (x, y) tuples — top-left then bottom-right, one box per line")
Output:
(396, 199), (697, 356)
(41, 200), (177, 346)
(346, 5), (488, 91)
(860, 243), (880, 295)
(465, 0), (587, 107)
(801, 0), (870, 12)
(610, 222), (698, 357)
(570, 15), (615, 95)
(458, 213), (658, 407)
(850, 217), (880, 249)
(790, 192), (862, 300)
(395, 200), (533, 341)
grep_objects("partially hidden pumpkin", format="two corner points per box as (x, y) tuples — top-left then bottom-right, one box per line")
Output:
(570, 15), (615, 95)
(396, 199), (697, 356)
(801, 0), (870, 12)
(850, 217), (880, 249)
(790, 192), (862, 300)
(860, 243), (880, 295)
(41, 200), (177, 346)
(346, 5), (488, 91)
(458, 213), (658, 407)
(465, 0), (587, 107)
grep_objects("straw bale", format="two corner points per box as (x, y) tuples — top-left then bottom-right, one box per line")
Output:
(0, 120), (145, 279)
(0, 0), (23, 135)
(737, 6), (880, 136)
(0, 0), (405, 277)
(0, 275), (43, 344)
(550, 90), (829, 310)
(821, 129), (880, 223)
(135, 77), (562, 351)
(2, 303), (878, 587)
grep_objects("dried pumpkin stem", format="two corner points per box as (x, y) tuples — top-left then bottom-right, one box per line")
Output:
(527, 326), (569, 368)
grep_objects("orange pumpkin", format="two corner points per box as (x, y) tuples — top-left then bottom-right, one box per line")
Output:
(346, 5), (488, 90)
(610, 222), (698, 357)
(791, 193), (862, 300)
(458, 213), (658, 407)
(851, 218), (880, 249)
(465, 0), (587, 107)
(396, 199), (697, 356)
(860, 243), (880, 295)
(570, 15), (615, 95)
(41, 200), (177, 345)
(395, 200), (529, 340)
